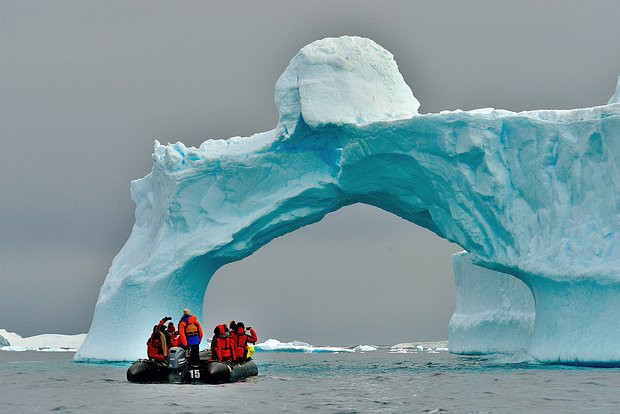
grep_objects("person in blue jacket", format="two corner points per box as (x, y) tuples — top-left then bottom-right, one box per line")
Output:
(178, 308), (203, 365)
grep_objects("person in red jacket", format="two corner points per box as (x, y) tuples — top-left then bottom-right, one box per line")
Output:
(154, 316), (178, 349)
(166, 322), (181, 348)
(146, 326), (168, 363)
(178, 308), (203, 365)
(210, 324), (233, 362)
(230, 322), (257, 362)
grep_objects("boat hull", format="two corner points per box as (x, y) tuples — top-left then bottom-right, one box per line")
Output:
(127, 359), (258, 384)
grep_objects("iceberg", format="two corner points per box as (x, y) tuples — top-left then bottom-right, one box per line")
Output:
(75, 36), (620, 365)
(0, 329), (87, 352)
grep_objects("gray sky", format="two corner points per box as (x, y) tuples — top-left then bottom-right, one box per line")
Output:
(1, 0), (619, 345)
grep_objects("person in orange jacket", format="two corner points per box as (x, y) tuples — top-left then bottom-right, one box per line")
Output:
(209, 324), (234, 362)
(230, 322), (257, 362)
(146, 326), (168, 363)
(178, 308), (203, 365)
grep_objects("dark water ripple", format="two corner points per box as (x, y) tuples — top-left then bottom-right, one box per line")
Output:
(1, 350), (619, 413)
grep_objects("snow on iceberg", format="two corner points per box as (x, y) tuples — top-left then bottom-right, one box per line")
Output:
(0, 329), (87, 352)
(76, 36), (620, 365)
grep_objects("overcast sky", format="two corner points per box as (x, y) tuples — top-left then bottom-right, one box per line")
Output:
(1, 0), (619, 345)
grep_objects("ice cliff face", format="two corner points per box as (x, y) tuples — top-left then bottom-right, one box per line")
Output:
(448, 252), (535, 355)
(75, 36), (620, 364)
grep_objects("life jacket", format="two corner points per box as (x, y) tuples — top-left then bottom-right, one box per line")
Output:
(210, 324), (233, 361)
(165, 324), (180, 348)
(147, 330), (168, 362)
(185, 322), (198, 337)
(179, 315), (202, 347)
(232, 325), (257, 362)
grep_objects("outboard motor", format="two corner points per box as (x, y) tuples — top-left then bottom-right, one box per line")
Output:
(169, 347), (187, 369)
(166, 346), (188, 383)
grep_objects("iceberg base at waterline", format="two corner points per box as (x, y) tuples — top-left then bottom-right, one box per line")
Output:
(449, 252), (535, 355)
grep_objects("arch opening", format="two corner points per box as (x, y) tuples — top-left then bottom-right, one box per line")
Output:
(203, 204), (463, 347)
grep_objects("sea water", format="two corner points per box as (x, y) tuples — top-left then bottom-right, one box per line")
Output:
(1, 349), (618, 413)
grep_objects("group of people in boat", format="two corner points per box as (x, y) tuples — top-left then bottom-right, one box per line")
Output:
(146, 308), (258, 365)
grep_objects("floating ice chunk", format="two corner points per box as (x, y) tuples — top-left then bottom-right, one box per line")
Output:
(255, 339), (353, 353)
(353, 345), (378, 352)
(391, 341), (449, 351)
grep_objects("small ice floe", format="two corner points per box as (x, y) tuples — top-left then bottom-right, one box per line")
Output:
(389, 348), (411, 354)
(254, 339), (353, 353)
(353, 345), (378, 352)
(390, 340), (449, 353)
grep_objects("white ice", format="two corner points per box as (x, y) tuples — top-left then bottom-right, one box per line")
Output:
(255, 339), (353, 353)
(448, 252), (534, 355)
(0, 329), (86, 352)
(75, 36), (620, 365)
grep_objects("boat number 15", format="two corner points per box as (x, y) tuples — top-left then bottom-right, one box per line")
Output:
(189, 369), (201, 379)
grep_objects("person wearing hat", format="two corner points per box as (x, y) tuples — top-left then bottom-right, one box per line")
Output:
(166, 322), (180, 348)
(146, 324), (168, 363)
(230, 321), (257, 363)
(209, 324), (233, 362)
(178, 308), (203, 365)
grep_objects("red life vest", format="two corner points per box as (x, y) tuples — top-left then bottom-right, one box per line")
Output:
(210, 324), (233, 361)
(147, 331), (167, 362)
(169, 333), (180, 347)
(232, 326), (257, 361)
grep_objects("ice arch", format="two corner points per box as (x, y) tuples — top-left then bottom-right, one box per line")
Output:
(75, 37), (620, 364)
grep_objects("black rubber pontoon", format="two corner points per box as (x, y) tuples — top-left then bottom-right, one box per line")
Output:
(127, 347), (258, 384)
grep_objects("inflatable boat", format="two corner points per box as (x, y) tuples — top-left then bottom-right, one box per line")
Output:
(127, 347), (258, 384)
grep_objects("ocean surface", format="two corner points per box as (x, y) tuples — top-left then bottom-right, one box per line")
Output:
(1, 348), (619, 413)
